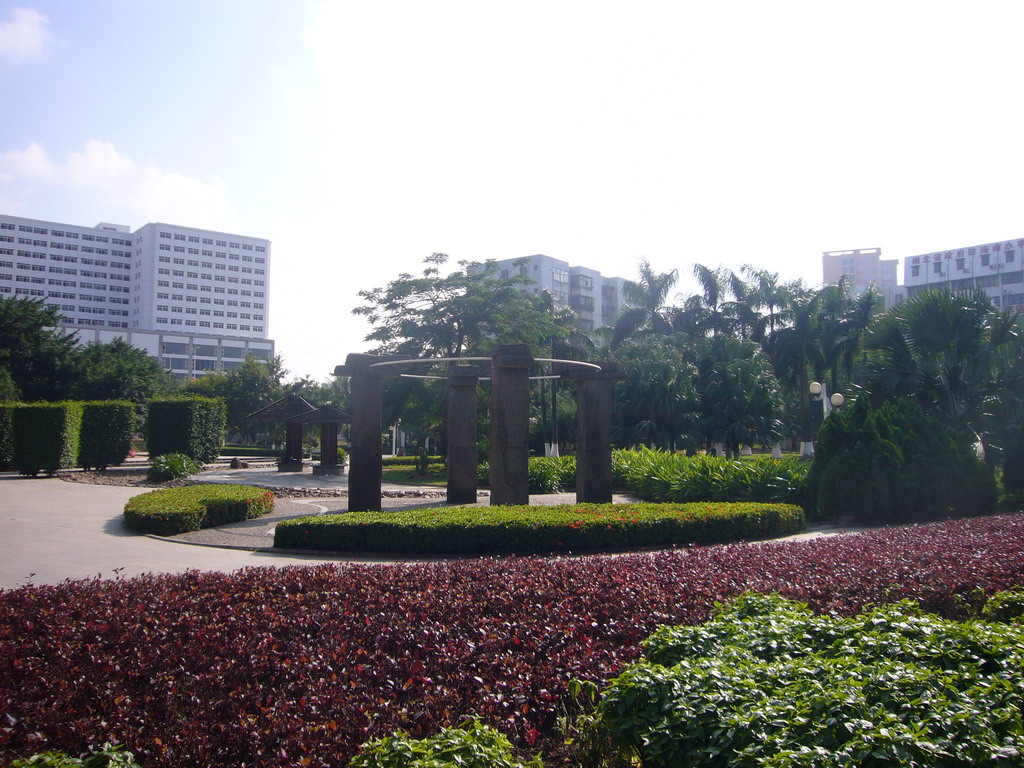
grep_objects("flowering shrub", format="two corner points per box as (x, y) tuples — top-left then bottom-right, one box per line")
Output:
(2, 513), (1024, 767)
(273, 502), (804, 554)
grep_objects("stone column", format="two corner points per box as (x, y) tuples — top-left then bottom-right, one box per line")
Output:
(446, 364), (480, 504)
(564, 362), (622, 504)
(313, 422), (341, 476)
(279, 421), (305, 472)
(334, 353), (409, 512)
(488, 344), (534, 505)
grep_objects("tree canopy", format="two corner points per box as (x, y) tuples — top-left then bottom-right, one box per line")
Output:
(0, 297), (80, 401)
(353, 254), (573, 358)
(71, 339), (174, 404)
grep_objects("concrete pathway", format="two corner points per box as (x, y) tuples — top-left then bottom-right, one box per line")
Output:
(0, 468), (859, 591)
(0, 474), (355, 590)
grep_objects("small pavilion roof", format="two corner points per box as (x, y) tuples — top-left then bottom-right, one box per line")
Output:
(291, 404), (353, 425)
(247, 394), (317, 423)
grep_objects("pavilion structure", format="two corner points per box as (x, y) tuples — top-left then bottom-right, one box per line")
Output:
(334, 346), (622, 511)
(292, 404), (353, 476)
(246, 394), (316, 472)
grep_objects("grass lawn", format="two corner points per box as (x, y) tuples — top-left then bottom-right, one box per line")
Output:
(380, 466), (448, 486)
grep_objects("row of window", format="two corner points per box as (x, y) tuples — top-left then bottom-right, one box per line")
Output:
(158, 231), (266, 253)
(155, 316), (263, 332)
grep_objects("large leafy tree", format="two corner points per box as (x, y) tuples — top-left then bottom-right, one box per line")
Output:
(71, 339), (174, 404)
(0, 296), (80, 401)
(864, 289), (1024, 444)
(181, 356), (286, 441)
(353, 254), (569, 358)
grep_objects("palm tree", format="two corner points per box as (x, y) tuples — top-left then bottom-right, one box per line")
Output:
(764, 283), (826, 455)
(742, 266), (791, 339)
(611, 260), (679, 348)
(688, 264), (730, 337)
(720, 269), (766, 341)
(864, 289), (1024, 443)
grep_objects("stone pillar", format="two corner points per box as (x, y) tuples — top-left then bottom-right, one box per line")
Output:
(564, 362), (622, 504)
(446, 365), (480, 505)
(488, 344), (534, 505)
(334, 353), (409, 512)
(279, 421), (305, 472)
(313, 422), (341, 476)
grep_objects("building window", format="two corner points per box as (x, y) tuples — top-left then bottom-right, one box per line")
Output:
(911, 265), (920, 277)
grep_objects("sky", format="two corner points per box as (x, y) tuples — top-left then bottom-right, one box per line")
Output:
(2, 1), (1024, 381)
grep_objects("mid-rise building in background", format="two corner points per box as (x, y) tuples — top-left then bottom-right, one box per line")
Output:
(0, 213), (274, 378)
(488, 254), (627, 332)
(822, 247), (902, 309)
(903, 237), (1024, 312)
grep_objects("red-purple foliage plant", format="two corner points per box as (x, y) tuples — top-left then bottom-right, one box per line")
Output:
(2, 513), (1024, 767)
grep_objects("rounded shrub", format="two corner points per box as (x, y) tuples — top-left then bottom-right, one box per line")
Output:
(982, 587), (1024, 623)
(350, 719), (541, 768)
(147, 452), (201, 482)
(123, 483), (275, 535)
(806, 397), (997, 523)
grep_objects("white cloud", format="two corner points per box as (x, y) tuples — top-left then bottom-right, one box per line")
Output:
(0, 140), (234, 229)
(0, 8), (49, 64)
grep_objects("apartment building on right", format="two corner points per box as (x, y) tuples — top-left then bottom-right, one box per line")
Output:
(822, 247), (902, 310)
(903, 237), (1024, 311)
(490, 254), (627, 332)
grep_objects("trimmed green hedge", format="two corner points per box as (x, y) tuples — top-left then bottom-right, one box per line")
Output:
(273, 501), (804, 554)
(146, 397), (226, 463)
(123, 483), (275, 536)
(221, 446), (285, 458)
(382, 455), (443, 467)
(0, 403), (13, 471)
(12, 402), (83, 477)
(78, 401), (134, 470)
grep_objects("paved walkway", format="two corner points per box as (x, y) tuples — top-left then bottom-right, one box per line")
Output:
(0, 468), (858, 590)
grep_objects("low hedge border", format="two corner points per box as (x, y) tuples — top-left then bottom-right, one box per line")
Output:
(382, 455), (443, 467)
(123, 484), (275, 536)
(273, 502), (805, 555)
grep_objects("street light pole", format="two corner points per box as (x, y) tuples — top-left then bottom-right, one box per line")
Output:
(804, 382), (845, 458)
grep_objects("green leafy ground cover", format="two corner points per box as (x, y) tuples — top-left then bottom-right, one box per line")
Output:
(598, 593), (1024, 767)
(122, 484), (275, 536)
(273, 502), (804, 554)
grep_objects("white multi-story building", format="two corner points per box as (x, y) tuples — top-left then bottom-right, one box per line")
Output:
(822, 247), (902, 310)
(489, 254), (627, 332)
(903, 237), (1024, 312)
(0, 213), (274, 378)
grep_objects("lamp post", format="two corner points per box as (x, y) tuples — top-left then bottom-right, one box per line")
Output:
(809, 381), (845, 419)
(802, 382), (845, 458)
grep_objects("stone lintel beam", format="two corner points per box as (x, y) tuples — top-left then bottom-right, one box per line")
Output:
(559, 360), (624, 383)
(333, 352), (412, 378)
